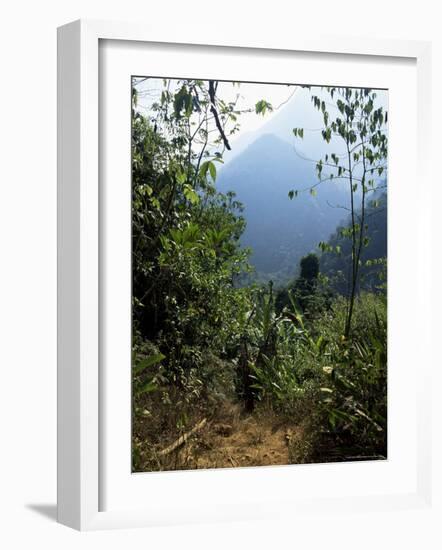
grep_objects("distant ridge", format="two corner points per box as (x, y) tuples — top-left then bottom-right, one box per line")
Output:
(216, 133), (349, 284)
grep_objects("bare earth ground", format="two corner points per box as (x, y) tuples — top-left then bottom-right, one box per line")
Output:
(135, 402), (384, 471)
(158, 406), (305, 471)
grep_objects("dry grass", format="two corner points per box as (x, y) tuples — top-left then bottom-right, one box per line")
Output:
(133, 400), (311, 472)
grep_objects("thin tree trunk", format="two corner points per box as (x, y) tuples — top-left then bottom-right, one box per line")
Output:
(344, 126), (357, 338)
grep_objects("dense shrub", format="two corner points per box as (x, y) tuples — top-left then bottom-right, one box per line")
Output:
(131, 79), (388, 470)
(247, 291), (387, 461)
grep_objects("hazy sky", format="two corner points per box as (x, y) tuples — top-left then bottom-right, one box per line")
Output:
(133, 77), (388, 166)
(134, 78), (299, 138)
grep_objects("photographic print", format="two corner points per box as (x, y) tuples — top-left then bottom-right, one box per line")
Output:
(131, 77), (387, 472)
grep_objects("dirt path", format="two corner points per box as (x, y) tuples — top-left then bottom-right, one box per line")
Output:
(168, 408), (301, 470)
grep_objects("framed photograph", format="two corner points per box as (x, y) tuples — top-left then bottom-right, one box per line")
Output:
(57, 19), (432, 530)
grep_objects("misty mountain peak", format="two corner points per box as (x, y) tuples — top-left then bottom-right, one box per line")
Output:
(216, 133), (349, 281)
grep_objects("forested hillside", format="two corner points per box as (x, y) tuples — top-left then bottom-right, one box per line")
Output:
(320, 192), (387, 294)
(131, 79), (388, 471)
(217, 133), (349, 283)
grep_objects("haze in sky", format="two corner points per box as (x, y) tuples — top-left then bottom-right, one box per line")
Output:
(133, 77), (387, 282)
(134, 77), (388, 168)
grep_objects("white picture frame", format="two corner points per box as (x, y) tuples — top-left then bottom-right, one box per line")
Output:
(57, 19), (432, 531)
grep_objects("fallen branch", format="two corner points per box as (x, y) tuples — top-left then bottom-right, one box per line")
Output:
(158, 418), (207, 456)
(228, 455), (237, 468)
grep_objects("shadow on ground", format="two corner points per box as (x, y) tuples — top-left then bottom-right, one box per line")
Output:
(26, 504), (57, 522)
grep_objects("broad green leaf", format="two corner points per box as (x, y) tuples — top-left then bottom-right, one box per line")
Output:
(255, 99), (273, 116)
(133, 353), (165, 376)
(137, 380), (158, 395)
(208, 161), (217, 181)
(184, 185), (199, 204)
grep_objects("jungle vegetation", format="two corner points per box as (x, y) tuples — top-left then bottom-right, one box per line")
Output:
(131, 78), (388, 471)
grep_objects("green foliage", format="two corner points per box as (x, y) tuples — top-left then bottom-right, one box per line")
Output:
(131, 77), (257, 418)
(299, 253), (319, 280)
(275, 254), (330, 316)
(132, 78), (251, 350)
(292, 87), (388, 336)
(320, 193), (387, 294)
(251, 291), (387, 459)
(132, 339), (168, 399)
(315, 293), (387, 456)
(131, 79), (387, 470)
(199, 160), (217, 181)
(255, 99), (273, 116)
